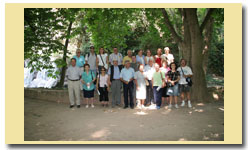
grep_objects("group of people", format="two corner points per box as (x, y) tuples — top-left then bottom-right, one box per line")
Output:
(66, 46), (193, 110)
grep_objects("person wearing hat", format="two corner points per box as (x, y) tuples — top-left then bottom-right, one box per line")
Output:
(85, 46), (97, 76)
(108, 59), (122, 108)
(162, 47), (174, 65)
(120, 60), (135, 109)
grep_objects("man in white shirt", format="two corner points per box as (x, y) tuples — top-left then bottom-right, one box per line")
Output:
(144, 59), (155, 106)
(177, 59), (193, 108)
(109, 47), (123, 67)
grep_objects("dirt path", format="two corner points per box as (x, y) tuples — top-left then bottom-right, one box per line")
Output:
(24, 98), (224, 141)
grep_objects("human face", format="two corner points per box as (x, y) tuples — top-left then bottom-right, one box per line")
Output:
(132, 56), (136, 62)
(157, 49), (162, 55)
(149, 59), (153, 67)
(113, 60), (118, 66)
(125, 62), (131, 68)
(85, 65), (89, 71)
(139, 65), (144, 72)
(100, 48), (104, 54)
(181, 60), (186, 67)
(162, 61), (167, 68)
(171, 64), (176, 70)
(113, 48), (118, 54)
(71, 59), (76, 67)
(90, 47), (95, 53)
(76, 50), (81, 57)
(138, 50), (143, 56)
(147, 50), (151, 56)
(127, 50), (132, 57)
(155, 64), (160, 72)
(101, 69), (106, 75)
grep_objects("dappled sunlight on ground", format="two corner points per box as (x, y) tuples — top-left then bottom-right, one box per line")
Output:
(178, 138), (188, 141)
(134, 110), (148, 115)
(91, 128), (111, 139)
(197, 103), (205, 106)
(213, 92), (219, 100)
(161, 109), (171, 115)
(194, 109), (204, 113)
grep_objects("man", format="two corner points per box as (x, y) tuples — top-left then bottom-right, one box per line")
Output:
(177, 59), (193, 108)
(109, 47), (123, 67)
(144, 58), (155, 106)
(120, 60), (135, 109)
(66, 58), (82, 108)
(73, 49), (85, 90)
(122, 50), (132, 65)
(85, 46), (97, 76)
(108, 59), (122, 108)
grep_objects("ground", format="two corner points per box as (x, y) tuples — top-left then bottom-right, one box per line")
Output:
(24, 97), (224, 141)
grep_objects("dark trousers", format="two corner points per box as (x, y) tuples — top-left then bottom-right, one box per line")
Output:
(123, 81), (134, 107)
(146, 80), (154, 105)
(153, 86), (162, 107)
(99, 87), (109, 101)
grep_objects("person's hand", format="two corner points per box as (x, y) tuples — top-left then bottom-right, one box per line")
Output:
(81, 80), (85, 84)
(125, 81), (129, 85)
(183, 75), (187, 78)
(107, 87), (110, 92)
(171, 81), (175, 86)
(136, 85), (139, 91)
(108, 81), (111, 86)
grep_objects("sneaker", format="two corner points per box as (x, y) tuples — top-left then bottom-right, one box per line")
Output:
(85, 105), (89, 108)
(175, 104), (179, 109)
(69, 105), (74, 108)
(188, 101), (192, 108)
(156, 106), (160, 110)
(77, 105), (80, 108)
(168, 104), (172, 109)
(91, 104), (95, 108)
(181, 100), (185, 107)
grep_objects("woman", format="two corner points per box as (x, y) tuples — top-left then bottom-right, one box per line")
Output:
(154, 48), (163, 67)
(136, 50), (145, 65)
(166, 62), (180, 109)
(81, 64), (96, 108)
(144, 49), (154, 65)
(134, 64), (147, 109)
(152, 63), (165, 109)
(96, 67), (109, 107)
(160, 60), (170, 107)
(163, 47), (174, 65)
(96, 47), (109, 73)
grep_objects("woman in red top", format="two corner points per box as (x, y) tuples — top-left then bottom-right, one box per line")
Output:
(154, 48), (163, 67)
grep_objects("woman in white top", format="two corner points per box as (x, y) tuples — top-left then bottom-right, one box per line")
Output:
(145, 49), (154, 65)
(163, 47), (174, 65)
(96, 47), (109, 73)
(134, 64), (147, 109)
(96, 67), (110, 107)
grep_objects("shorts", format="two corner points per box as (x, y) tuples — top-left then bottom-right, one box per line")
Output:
(179, 84), (191, 93)
(162, 87), (169, 97)
(83, 89), (94, 98)
(166, 84), (179, 96)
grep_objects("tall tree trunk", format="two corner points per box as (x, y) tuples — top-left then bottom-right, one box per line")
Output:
(185, 9), (210, 102)
(57, 21), (73, 88)
(202, 17), (214, 75)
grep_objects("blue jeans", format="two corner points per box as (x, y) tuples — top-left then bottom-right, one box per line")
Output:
(153, 86), (162, 107)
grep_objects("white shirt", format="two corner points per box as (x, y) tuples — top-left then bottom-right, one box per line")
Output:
(109, 53), (123, 65)
(144, 65), (155, 80)
(97, 53), (108, 69)
(163, 53), (174, 65)
(177, 66), (193, 84)
(98, 74), (108, 87)
(85, 53), (97, 70)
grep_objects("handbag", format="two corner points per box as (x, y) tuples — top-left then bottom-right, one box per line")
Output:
(180, 67), (193, 86)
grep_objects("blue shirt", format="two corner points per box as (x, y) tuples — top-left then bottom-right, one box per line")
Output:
(108, 66), (120, 79)
(120, 67), (135, 82)
(81, 71), (95, 90)
(136, 55), (145, 65)
(73, 55), (85, 67)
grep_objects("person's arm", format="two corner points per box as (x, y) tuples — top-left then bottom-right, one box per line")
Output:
(96, 76), (99, 90)
(144, 56), (147, 65)
(96, 56), (99, 68)
(106, 55), (109, 68)
(151, 78), (154, 89)
(120, 77), (128, 84)
(81, 74), (86, 84)
(85, 54), (88, 64)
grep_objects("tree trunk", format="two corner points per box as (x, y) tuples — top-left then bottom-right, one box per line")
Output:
(185, 9), (210, 102)
(57, 21), (73, 88)
(202, 17), (214, 75)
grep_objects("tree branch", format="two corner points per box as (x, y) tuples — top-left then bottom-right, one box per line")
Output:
(200, 8), (216, 32)
(160, 8), (182, 43)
